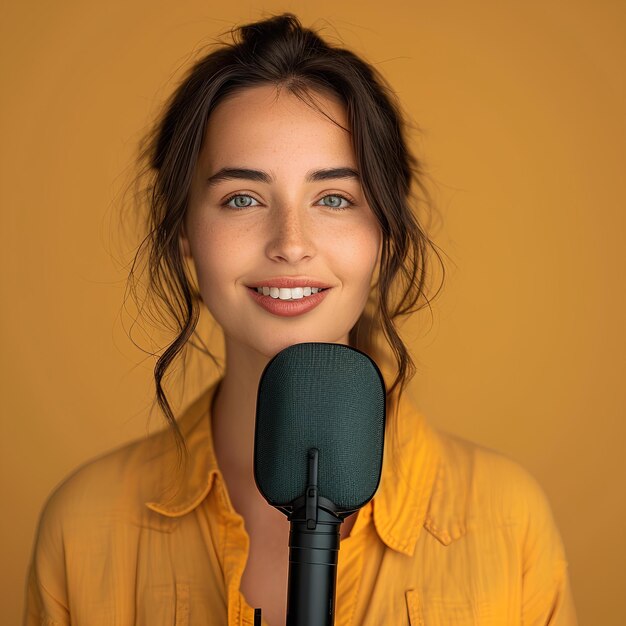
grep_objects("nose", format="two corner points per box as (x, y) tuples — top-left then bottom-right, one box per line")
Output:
(265, 205), (316, 264)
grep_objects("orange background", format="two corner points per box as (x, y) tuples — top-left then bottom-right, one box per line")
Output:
(1, 1), (625, 623)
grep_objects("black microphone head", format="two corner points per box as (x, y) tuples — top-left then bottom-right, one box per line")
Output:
(254, 342), (386, 512)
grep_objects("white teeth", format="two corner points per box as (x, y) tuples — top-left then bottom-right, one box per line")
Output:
(254, 286), (325, 300)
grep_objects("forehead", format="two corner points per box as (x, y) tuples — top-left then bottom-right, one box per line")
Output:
(200, 84), (354, 168)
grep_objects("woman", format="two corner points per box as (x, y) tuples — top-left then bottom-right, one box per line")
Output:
(24, 13), (578, 626)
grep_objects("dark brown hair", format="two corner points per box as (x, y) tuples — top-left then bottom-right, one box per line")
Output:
(126, 12), (446, 463)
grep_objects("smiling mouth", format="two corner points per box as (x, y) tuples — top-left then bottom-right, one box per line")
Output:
(246, 284), (330, 317)
(249, 286), (328, 300)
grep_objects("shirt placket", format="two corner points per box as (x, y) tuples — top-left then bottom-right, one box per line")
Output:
(216, 475), (369, 626)
(215, 477), (256, 626)
(334, 503), (371, 626)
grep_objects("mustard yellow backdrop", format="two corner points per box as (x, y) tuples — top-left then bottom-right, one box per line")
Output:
(1, 1), (624, 624)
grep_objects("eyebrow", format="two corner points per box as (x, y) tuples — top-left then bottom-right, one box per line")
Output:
(206, 167), (360, 188)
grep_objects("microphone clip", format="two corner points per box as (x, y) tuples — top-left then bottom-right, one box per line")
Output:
(305, 448), (319, 529)
(285, 448), (347, 524)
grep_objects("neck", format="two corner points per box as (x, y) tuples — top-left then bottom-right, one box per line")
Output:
(211, 338), (270, 481)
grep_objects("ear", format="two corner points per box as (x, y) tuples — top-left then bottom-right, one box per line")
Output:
(179, 223), (191, 259)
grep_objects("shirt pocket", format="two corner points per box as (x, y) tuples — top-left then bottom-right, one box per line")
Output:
(406, 589), (476, 626)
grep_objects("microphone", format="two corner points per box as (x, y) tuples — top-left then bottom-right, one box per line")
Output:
(254, 342), (386, 626)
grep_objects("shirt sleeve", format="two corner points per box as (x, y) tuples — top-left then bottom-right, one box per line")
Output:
(519, 470), (578, 626)
(23, 493), (71, 626)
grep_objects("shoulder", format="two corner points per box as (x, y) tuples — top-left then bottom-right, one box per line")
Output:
(25, 386), (217, 622)
(430, 432), (576, 621)
(35, 425), (175, 542)
(429, 428), (563, 542)
(26, 430), (174, 619)
(33, 384), (217, 547)
(438, 428), (552, 504)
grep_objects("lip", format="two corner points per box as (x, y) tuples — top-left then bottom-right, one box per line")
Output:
(247, 285), (330, 317)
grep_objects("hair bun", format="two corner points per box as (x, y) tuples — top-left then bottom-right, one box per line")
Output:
(236, 13), (325, 57)
(238, 13), (301, 44)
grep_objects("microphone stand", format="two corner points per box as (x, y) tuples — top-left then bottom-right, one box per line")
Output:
(286, 448), (344, 626)
(254, 449), (352, 626)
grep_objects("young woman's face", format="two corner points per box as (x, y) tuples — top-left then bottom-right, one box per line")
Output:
(182, 84), (382, 359)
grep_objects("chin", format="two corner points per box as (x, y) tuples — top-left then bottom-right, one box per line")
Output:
(252, 330), (351, 360)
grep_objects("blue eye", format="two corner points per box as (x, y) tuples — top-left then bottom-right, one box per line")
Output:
(319, 194), (353, 210)
(223, 194), (260, 209)
(221, 192), (354, 210)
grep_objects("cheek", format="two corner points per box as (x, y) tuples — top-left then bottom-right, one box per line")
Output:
(338, 226), (381, 274)
(191, 232), (246, 327)
(189, 222), (248, 289)
(330, 222), (381, 283)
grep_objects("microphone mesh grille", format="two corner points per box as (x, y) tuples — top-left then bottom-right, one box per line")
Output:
(254, 342), (386, 510)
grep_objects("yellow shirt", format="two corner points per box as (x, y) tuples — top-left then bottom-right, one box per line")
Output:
(24, 380), (578, 625)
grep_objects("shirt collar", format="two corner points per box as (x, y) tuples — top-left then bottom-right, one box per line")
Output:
(371, 391), (447, 556)
(145, 380), (221, 517)
(145, 378), (466, 554)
